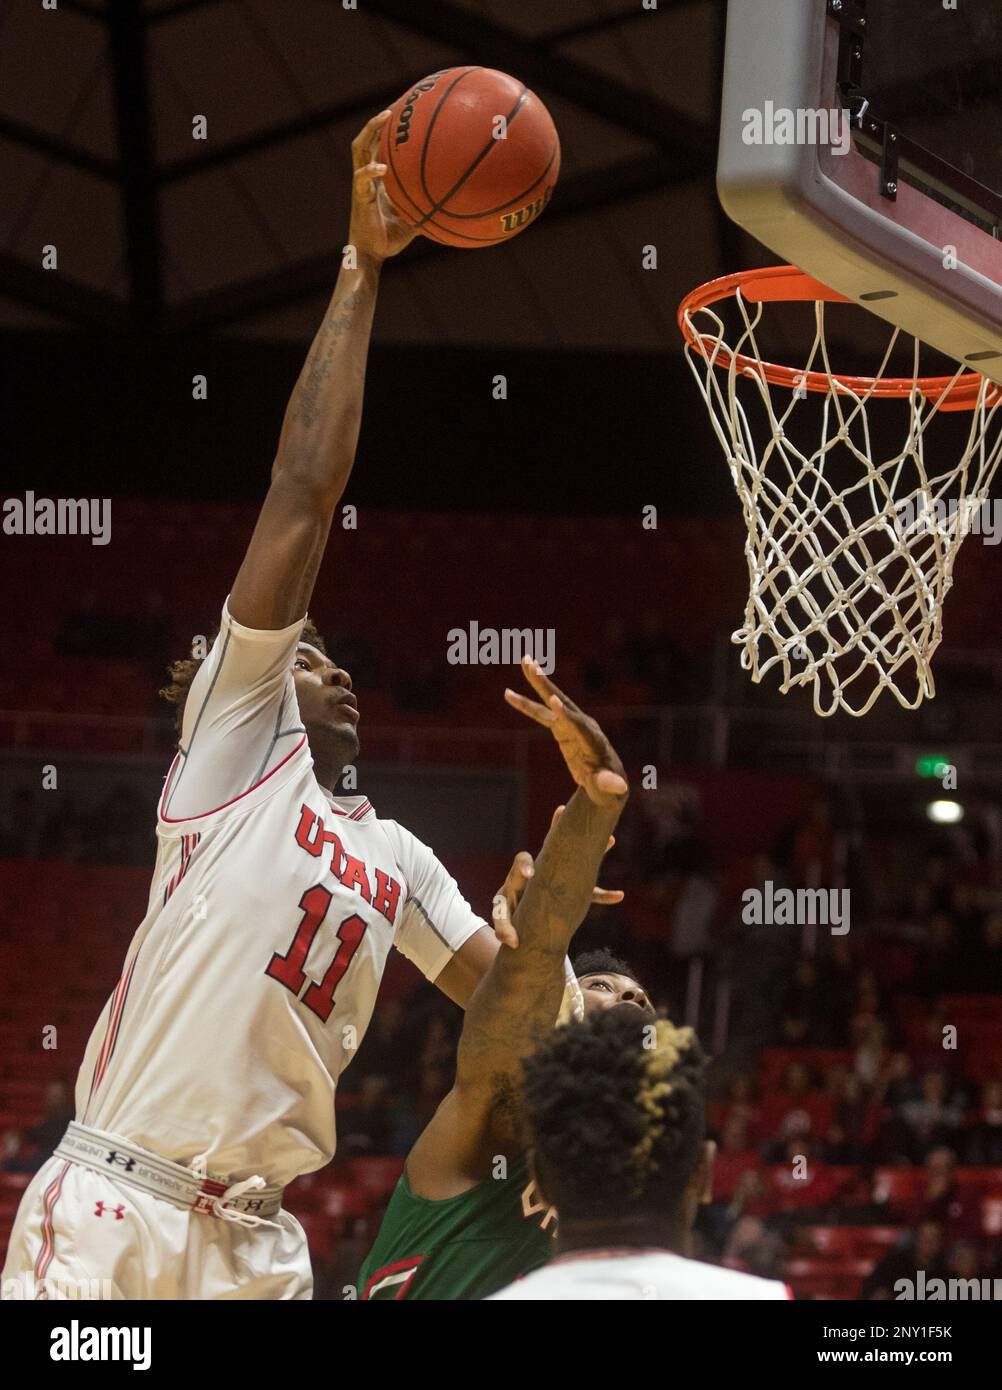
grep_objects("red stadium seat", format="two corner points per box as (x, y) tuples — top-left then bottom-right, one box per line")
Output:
(872, 1168), (925, 1204)
(759, 1048), (853, 1090)
(784, 1257), (871, 1300)
(800, 1225), (901, 1259)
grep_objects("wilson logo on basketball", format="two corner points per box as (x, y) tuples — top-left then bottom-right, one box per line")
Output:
(500, 186), (553, 236)
(394, 72), (446, 147)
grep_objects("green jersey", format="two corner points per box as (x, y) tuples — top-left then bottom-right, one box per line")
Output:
(358, 1154), (556, 1300)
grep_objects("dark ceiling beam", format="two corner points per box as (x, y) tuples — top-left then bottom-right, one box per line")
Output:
(157, 82), (407, 184)
(0, 251), (126, 330)
(168, 148), (705, 334)
(151, 1), (714, 185)
(108, 0), (163, 332)
(0, 116), (119, 180)
(364, 0), (715, 162)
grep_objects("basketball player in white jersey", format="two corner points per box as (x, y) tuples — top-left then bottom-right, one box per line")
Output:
(490, 1007), (792, 1300)
(1, 111), (537, 1301)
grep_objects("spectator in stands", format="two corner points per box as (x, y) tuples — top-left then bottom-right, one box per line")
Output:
(876, 1049), (917, 1109)
(964, 1078), (1002, 1165)
(946, 1239), (988, 1288)
(708, 1073), (761, 1147)
(712, 1112), (761, 1200)
(862, 1220), (947, 1299)
(904, 1147), (977, 1239)
(761, 1062), (833, 1158)
(896, 1069), (965, 1160)
(824, 1070), (882, 1164)
(720, 1214), (785, 1281)
(764, 1137), (841, 1219)
(853, 1017), (893, 1089)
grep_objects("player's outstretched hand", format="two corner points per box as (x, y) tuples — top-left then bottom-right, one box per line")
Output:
(491, 806), (623, 949)
(349, 111), (417, 263)
(504, 658), (629, 808)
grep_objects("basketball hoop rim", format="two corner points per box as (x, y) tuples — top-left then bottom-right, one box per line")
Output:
(677, 265), (994, 412)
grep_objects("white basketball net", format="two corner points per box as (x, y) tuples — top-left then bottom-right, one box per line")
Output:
(683, 290), (1002, 716)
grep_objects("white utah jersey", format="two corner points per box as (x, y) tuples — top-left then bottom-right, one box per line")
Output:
(74, 600), (485, 1188)
(490, 1249), (793, 1301)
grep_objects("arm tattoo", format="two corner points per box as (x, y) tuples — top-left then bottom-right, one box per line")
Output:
(293, 288), (364, 430)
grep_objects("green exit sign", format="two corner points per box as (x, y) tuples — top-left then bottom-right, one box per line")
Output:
(916, 755), (951, 779)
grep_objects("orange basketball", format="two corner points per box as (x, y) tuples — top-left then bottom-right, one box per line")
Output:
(378, 67), (560, 249)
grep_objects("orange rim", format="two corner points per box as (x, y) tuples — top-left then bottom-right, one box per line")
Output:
(677, 265), (996, 412)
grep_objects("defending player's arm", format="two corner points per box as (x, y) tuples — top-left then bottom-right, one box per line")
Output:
(229, 112), (414, 631)
(405, 659), (628, 1197)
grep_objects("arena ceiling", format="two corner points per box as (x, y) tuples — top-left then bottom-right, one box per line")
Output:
(0, 0), (741, 350)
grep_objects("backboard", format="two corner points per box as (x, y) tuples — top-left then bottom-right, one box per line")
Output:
(716, 0), (1002, 386)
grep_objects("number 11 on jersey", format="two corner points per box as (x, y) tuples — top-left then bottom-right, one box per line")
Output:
(266, 884), (368, 1023)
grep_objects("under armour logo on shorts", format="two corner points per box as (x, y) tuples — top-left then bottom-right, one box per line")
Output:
(104, 1150), (137, 1172)
(94, 1201), (126, 1220)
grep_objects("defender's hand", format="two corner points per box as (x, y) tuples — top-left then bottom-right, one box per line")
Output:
(349, 112), (417, 263)
(491, 807), (623, 949)
(504, 658), (629, 808)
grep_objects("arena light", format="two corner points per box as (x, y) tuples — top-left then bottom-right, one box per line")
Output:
(927, 800), (964, 824)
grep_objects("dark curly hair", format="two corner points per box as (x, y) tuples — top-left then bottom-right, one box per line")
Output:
(520, 1006), (707, 1223)
(159, 619), (327, 737)
(573, 948), (638, 981)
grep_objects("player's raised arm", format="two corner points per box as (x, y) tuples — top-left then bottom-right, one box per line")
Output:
(229, 112), (415, 631)
(405, 661), (628, 1195)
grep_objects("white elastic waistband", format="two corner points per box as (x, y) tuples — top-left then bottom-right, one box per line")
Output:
(54, 1122), (285, 1220)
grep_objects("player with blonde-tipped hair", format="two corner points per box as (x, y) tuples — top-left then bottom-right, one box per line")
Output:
(491, 1007), (792, 1299)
